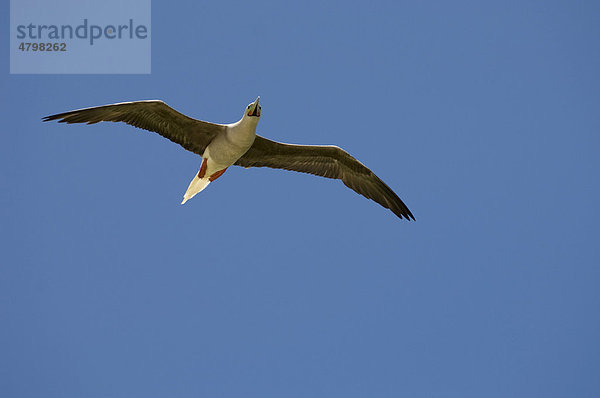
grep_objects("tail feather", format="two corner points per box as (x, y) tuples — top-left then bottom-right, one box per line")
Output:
(181, 174), (211, 204)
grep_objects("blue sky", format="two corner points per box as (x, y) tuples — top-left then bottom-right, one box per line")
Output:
(1, 1), (599, 397)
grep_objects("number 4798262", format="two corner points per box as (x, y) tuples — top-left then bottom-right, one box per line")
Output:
(18, 42), (67, 51)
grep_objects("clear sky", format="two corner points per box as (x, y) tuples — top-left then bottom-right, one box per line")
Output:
(1, 1), (599, 397)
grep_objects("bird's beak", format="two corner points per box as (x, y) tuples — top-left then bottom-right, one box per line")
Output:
(248, 96), (261, 117)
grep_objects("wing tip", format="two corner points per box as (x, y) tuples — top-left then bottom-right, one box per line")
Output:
(401, 204), (416, 221)
(42, 113), (69, 123)
(392, 207), (416, 221)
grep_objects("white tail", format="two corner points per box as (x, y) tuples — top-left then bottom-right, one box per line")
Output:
(181, 174), (211, 204)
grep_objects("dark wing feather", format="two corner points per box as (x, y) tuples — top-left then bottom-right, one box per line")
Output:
(235, 135), (415, 220)
(43, 100), (225, 155)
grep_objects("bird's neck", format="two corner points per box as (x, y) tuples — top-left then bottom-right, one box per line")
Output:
(226, 115), (259, 147)
(230, 115), (259, 132)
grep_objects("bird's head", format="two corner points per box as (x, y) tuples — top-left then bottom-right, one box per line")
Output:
(245, 96), (261, 118)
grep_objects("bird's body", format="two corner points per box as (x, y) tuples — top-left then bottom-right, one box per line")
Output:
(181, 105), (259, 203)
(43, 98), (415, 220)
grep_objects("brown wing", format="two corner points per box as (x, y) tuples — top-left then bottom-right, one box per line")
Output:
(235, 135), (415, 220)
(43, 100), (225, 155)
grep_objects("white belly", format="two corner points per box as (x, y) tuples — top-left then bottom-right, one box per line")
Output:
(203, 123), (256, 174)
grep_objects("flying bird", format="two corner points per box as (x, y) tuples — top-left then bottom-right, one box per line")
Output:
(43, 98), (415, 220)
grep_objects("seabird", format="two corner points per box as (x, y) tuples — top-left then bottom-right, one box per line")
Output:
(43, 98), (415, 220)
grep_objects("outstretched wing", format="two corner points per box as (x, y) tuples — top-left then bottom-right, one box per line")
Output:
(235, 135), (415, 220)
(43, 100), (225, 155)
